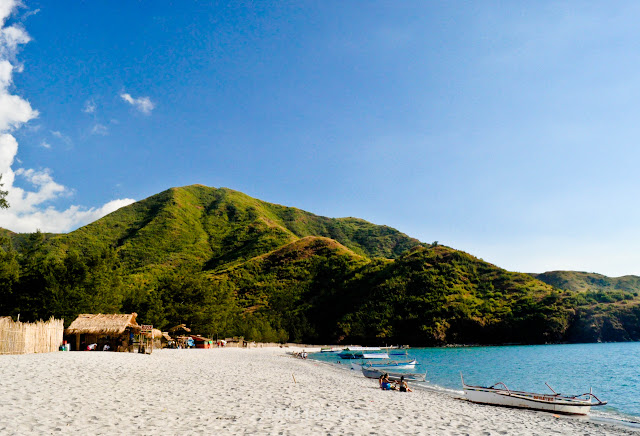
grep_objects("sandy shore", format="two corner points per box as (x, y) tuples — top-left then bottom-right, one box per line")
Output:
(0, 347), (636, 435)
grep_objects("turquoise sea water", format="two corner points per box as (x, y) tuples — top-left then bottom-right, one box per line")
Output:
(311, 342), (640, 423)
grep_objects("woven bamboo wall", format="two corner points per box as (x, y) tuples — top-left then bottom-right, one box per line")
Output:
(0, 317), (64, 354)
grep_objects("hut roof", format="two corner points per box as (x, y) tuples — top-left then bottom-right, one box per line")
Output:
(66, 313), (140, 335)
(162, 332), (172, 341)
(168, 324), (191, 333)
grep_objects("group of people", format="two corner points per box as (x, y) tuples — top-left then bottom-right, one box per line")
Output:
(293, 350), (308, 359)
(378, 373), (412, 392)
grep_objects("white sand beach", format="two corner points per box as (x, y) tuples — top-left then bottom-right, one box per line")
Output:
(0, 347), (636, 435)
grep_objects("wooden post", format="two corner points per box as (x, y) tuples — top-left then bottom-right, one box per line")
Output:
(75, 333), (80, 351)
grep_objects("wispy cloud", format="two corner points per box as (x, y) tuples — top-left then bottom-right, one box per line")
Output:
(21, 8), (39, 20)
(120, 92), (155, 115)
(51, 129), (72, 146)
(90, 123), (108, 136)
(83, 99), (96, 114)
(0, 3), (135, 233)
(40, 139), (50, 148)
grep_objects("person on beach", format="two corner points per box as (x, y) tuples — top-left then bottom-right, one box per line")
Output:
(396, 376), (412, 392)
(379, 373), (394, 390)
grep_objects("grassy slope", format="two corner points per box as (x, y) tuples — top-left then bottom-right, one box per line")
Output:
(533, 270), (640, 294)
(42, 185), (422, 277)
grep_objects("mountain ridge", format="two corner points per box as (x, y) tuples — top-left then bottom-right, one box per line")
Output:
(2, 184), (640, 345)
(532, 271), (640, 294)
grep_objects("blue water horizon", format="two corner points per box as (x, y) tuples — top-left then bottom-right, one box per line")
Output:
(311, 342), (640, 423)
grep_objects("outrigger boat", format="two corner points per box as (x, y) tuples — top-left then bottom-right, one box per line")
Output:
(361, 367), (426, 382)
(338, 347), (387, 359)
(360, 359), (418, 369)
(461, 374), (607, 415)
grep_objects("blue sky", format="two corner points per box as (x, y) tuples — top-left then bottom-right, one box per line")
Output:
(0, 1), (639, 276)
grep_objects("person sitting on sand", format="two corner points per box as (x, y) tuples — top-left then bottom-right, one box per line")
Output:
(379, 373), (394, 390)
(396, 376), (412, 392)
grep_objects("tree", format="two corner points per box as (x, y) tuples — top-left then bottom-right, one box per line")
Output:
(0, 236), (19, 315)
(0, 174), (8, 209)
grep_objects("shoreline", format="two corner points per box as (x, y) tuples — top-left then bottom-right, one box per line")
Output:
(298, 348), (638, 434)
(307, 351), (640, 431)
(0, 347), (638, 435)
(309, 343), (640, 428)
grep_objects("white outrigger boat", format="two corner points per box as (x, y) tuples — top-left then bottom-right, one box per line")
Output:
(338, 347), (388, 359)
(461, 374), (607, 415)
(361, 359), (418, 368)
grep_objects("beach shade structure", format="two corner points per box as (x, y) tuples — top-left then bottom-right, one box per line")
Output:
(161, 332), (174, 348)
(65, 313), (141, 352)
(223, 337), (245, 347)
(168, 324), (191, 337)
(142, 328), (163, 339)
(191, 335), (214, 349)
(146, 328), (164, 350)
(174, 335), (194, 348)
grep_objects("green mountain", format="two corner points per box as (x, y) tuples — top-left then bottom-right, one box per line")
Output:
(533, 271), (640, 294)
(1, 184), (639, 345)
(54, 185), (421, 272)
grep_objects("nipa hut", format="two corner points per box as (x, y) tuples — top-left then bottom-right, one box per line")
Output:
(168, 324), (192, 348)
(161, 332), (173, 348)
(65, 313), (141, 352)
(149, 328), (163, 350)
(168, 324), (191, 335)
(191, 335), (214, 349)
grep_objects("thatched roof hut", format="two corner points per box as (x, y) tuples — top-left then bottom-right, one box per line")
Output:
(142, 328), (163, 339)
(66, 313), (141, 335)
(168, 324), (191, 334)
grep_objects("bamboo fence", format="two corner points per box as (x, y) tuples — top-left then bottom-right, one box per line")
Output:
(0, 317), (64, 354)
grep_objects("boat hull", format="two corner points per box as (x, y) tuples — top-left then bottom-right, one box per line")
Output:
(339, 352), (390, 359)
(463, 387), (593, 415)
(362, 367), (426, 382)
(362, 359), (417, 369)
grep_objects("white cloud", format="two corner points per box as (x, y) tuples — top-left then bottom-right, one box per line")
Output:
(0, 24), (30, 58)
(40, 139), (50, 148)
(0, 59), (37, 131)
(83, 99), (96, 114)
(0, 2), (136, 233)
(0, 1), (17, 26)
(0, 132), (17, 175)
(0, 195), (136, 233)
(90, 123), (108, 136)
(120, 92), (154, 114)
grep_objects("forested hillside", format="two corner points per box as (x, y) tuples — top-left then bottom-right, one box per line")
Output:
(533, 271), (640, 294)
(1, 185), (639, 345)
